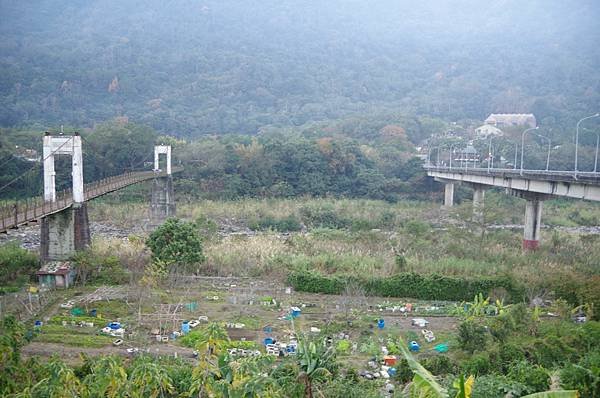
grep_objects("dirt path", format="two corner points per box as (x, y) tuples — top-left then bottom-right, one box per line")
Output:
(22, 342), (196, 363)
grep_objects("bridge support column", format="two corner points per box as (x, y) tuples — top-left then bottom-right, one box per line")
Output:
(471, 184), (486, 226)
(40, 203), (90, 263)
(443, 182), (454, 207)
(151, 176), (176, 221)
(510, 190), (550, 251)
(523, 198), (543, 250)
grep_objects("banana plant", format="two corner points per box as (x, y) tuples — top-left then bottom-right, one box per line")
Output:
(296, 338), (335, 398)
(398, 338), (579, 398)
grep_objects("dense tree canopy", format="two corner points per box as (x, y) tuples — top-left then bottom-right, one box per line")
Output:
(0, 0), (598, 138)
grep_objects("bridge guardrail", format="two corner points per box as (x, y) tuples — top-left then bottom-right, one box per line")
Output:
(0, 167), (182, 232)
(424, 165), (600, 184)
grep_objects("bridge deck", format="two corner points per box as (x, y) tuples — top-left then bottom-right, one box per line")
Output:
(425, 166), (600, 185)
(426, 166), (600, 201)
(0, 167), (182, 233)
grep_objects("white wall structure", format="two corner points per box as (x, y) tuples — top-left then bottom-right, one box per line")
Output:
(154, 145), (172, 175)
(43, 133), (84, 203)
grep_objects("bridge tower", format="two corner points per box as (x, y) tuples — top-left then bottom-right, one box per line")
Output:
(40, 133), (91, 263)
(150, 145), (176, 221)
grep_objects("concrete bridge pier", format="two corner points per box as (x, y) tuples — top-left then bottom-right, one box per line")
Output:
(435, 178), (455, 207)
(510, 190), (550, 250)
(151, 175), (176, 220)
(40, 203), (90, 262)
(444, 182), (455, 207)
(470, 183), (486, 226)
(523, 197), (543, 250)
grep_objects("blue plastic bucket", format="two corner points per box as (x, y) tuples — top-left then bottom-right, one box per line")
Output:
(263, 337), (274, 345)
(377, 319), (385, 329)
(108, 322), (121, 330)
(291, 308), (301, 318)
(34, 320), (42, 328)
(409, 341), (420, 352)
(388, 368), (397, 377)
(181, 321), (190, 335)
(89, 309), (97, 317)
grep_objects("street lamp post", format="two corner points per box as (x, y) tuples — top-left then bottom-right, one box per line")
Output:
(595, 133), (599, 173)
(449, 145), (456, 169)
(530, 131), (551, 171)
(487, 137), (493, 173)
(575, 113), (600, 176)
(513, 142), (518, 170)
(427, 146), (438, 166)
(520, 126), (539, 175)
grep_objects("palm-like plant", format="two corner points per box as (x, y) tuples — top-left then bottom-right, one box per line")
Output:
(81, 356), (128, 398)
(127, 356), (175, 398)
(196, 322), (230, 357)
(191, 322), (230, 397)
(27, 358), (83, 398)
(296, 339), (335, 398)
(210, 355), (280, 398)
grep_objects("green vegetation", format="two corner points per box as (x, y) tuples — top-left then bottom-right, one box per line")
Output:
(287, 271), (522, 302)
(0, 243), (38, 290)
(146, 218), (206, 274)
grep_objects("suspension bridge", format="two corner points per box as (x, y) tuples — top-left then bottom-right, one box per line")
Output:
(0, 133), (182, 268)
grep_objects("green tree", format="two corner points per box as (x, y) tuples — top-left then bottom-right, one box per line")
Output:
(146, 218), (205, 274)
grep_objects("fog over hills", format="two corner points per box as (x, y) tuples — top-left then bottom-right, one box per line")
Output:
(0, 0), (598, 138)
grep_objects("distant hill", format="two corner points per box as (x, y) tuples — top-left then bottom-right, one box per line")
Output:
(0, 0), (598, 139)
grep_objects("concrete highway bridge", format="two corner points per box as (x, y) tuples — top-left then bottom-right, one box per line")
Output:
(426, 166), (600, 249)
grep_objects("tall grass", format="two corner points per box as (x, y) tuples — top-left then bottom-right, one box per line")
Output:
(85, 196), (600, 294)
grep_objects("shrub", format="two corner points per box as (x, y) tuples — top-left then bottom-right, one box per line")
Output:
(461, 352), (491, 376)
(581, 321), (600, 351)
(146, 218), (205, 274)
(472, 374), (528, 398)
(560, 350), (600, 397)
(421, 355), (456, 375)
(394, 254), (407, 271)
(488, 313), (515, 343)
(498, 342), (526, 371)
(404, 220), (430, 236)
(507, 360), (551, 394)
(0, 243), (38, 287)
(530, 335), (578, 368)
(457, 320), (488, 354)
(299, 205), (350, 229)
(248, 215), (302, 232)
(336, 340), (351, 355)
(393, 358), (413, 383)
(287, 270), (524, 302)
(195, 214), (218, 240)
(72, 249), (128, 285)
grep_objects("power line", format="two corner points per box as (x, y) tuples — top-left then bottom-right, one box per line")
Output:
(0, 154), (15, 170)
(0, 134), (73, 195)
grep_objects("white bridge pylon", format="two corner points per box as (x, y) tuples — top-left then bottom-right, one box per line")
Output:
(154, 145), (172, 175)
(43, 133), (84, 203)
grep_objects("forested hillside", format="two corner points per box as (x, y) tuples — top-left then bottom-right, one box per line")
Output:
(1, 0), (598, 138)
(0, 121), (428, 200)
